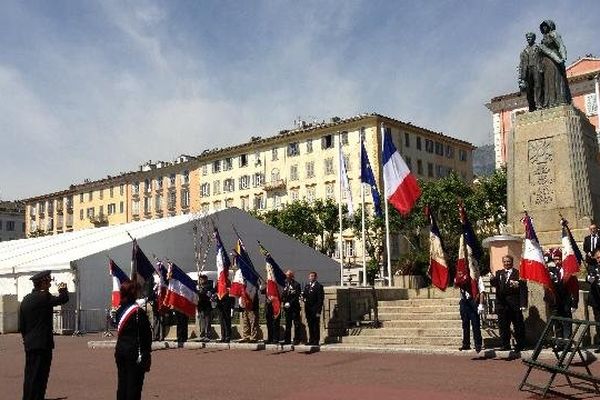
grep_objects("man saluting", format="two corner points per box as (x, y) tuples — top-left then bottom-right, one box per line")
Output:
(19, 270), (69, 400)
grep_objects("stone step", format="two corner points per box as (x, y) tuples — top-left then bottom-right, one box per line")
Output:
(340, 335), (500, 347)
(403, 288), (461, 299)
(377, 305), (458, 313)
(347, 327), (499, 338)
(378, 298), (459, 307)
(378, 311), (461, 321)
(380, 319), (462, 329)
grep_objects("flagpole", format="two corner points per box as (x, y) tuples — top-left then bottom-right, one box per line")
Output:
(337, 131), (344, 286)
(381, 123), (392, 287)
(360, 136), (367, 287)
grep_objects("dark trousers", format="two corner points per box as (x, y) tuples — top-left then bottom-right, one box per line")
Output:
(306, 310), (321, 345)
(152, 313), (164, 341)
(265, 302), (280, 343)
(217, 301), (232, 341)
(591, 306), (600, 346)
(284, 306), (302, 344)
(176, 312), (189, 343)
(497, 304), (526, 349)
(116, 357), (146, 400)
(23, 349), (52, 400)
(459, 298), (482, 349)
(552, 303), (573, 338)
(199, 309), (212, 338)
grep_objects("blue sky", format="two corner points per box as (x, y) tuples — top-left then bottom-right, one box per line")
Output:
(1, 0), (599, 199)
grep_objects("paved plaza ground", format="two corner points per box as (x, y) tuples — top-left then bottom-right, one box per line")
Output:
(2, 334), (600, 400)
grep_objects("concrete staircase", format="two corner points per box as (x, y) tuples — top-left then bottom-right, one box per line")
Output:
(340, 289), (501, 350)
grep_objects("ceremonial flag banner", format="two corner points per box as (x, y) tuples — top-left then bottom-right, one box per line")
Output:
(520, 214), (552, 287)
(456, 205), (482, 298)
(214, 229), (231, 299)
(339, 144), (354, 218)
(231, 248), (259, 310)
(360, 137), (383, 217)
(109, 259), (130, 308)
(154, 261), (169, 313)
(164, 262), (199, 317)
(560, 218), (583, 281)
(427, 208), (449, 291)
(131, 239), (155, 285)
(259, 242), (286, 318)
(382, 126), (421, 215)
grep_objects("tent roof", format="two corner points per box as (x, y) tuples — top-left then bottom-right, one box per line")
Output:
(0, 213), (198, 275)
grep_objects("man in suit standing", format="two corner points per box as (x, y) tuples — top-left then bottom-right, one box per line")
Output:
(197, 274), (213, 342)
(281, 270), (302, 345)
(490, 255), (528, 352)
(19, 270), (69, 400)
(302, 271), (325, 346)
(583, 223), (600, 265)
(587, 250), (600, 352)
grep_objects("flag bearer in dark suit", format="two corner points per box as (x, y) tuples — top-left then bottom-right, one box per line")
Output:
(587, 250), (600, 352)
(19, 270), (69, 400)
(216, 291), (232, 343)
(197, 274), (213, 342)
(261, 285), (280, 344)
(545, 249), (579, 339)
(302, 271), (325, 345)
(281, 270), (302, 344)
(490, 255), (528, 352)
(583, 223), (600, 265)
(455, 269), (485, 353)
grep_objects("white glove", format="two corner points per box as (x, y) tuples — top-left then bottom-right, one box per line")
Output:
(588, 276), (596, 284)
(571, 307), (577, 313)
(477, 304), (484, 314)
(520, 307), (526, 311)
(315, 313), (321, 318)
(284, 302), (290, 309)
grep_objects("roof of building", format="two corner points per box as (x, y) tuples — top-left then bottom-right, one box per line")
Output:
(0, 201), (25, 213)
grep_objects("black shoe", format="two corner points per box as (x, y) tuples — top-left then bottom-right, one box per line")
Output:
(282, 341), (291, 345)
(459, 345), (471, 351)
(513, 346), (523, 353)
(594, 348), (600, 354)
(499, 346), (511, 351)
(475, 346), (482, 353)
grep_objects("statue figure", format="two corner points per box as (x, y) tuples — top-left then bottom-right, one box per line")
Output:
(518, 32), (543, 111)
(538, 20), (572, 108)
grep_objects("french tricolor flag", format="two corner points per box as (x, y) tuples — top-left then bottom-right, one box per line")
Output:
(456, 205), (482, 298)
(154, 261), (169, 313)
(214, 229), (231, 300)
(426, 207), (448, 291)
(163, 262), (199, 318)
(230, 247), (259, 311)
(382, 124), (420, 215)
(260, 242), (286, 318)
(519, 213), (552, 287)
(109, 259), (130, 309)
(560, 218), (582, 281)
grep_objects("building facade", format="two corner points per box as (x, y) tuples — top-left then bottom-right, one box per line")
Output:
(23, 113), (475, 262)
(486, 57), (600, 169)
(0, 201), (25, 242)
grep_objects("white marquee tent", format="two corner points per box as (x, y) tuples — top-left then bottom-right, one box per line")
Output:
(0, 208), (340, 332)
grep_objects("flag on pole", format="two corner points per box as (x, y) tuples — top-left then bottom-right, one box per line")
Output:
(259, 242), (286, 318)
(233, 229), (260, 281)
(231, 248), (259, 311)
(109, 259), (130, 308)
(560, 218), (582, 281)
(163, 262), (199, 317)
(339, 146), (354, 218)
(455, 205), (482, 298)
(382, 126), (420, 215)
(426, 207), (449, 291)
(154, 261), (169, 313)
(360, 137), (382, 217)
(131, 239), (156, 286)
(519, 213), (552, 287)
(214, 229), (231, 299)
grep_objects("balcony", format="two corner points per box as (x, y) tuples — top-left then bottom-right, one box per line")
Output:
(263, 179), (286, 191)
(89, 213), (109, 227)
(167, 202), (176, 211)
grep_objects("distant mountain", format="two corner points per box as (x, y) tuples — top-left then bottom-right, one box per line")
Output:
(472, 144), (496, 176)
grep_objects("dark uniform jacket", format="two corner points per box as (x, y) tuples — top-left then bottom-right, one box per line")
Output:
(197, 282), (213, 313)
(19, 288), (69, 351)
(490, 268), (528, 310)
(546, 266), (579, 309)
(583, 234), (600, 264)
(302, 281), (324, 315)
(115, 303), (152, 366)
(281, 280), (301, 311)
(587, 263), (600, 308)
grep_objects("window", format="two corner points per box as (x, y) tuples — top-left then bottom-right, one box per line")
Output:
(79, 193), (84, 202)
(169, 173), (176, 186)
(223, 178), (235, 192)
(344, 239), (355, 257)
(436, 164), (444, 177)
(6, 220), (15, 231)
(425, 139), (434, 153)
(225, 198), (234, 208)
(404, 132), (410, 148)
(182, 170), (190, 185)
(416, 136), (422, 150)
(119, 201), (124, 213)
(202, 164), (208, 176)
(321, 134), (334, 149)
(144, 197), (151, 214)
(287, 142), (300, 157)
(201, 183), (210, 197)
(324, 158), (334, 175)
(254, 152), (261, 167)
(239, 175), (250, 190)
(306, 186), (316, 202)
(417, 159), (423, 175)
(213, 180), (221, 195)
(212, 160), (221, 173)
(181, 189), (190, 208)
(271, 148), (278, 161)
(252, 173), (264, 187)
(290, 165), (298, 181)
(427, 162), (434, 177)
(459, 149), (468, 162)
(445, 145), (455, 159)
(155, 195), (163, 210)
(224, 158), (233, 171)
(79, 209), (84, 220)
(239, 154), (248, 167)
(585, 93), (598, 116)
(290, 188), (299, 201)
(201, 203), (210, 213)
(435, 142), (444, 155)
(107, 203), (116, 215)
(326, 182), (335, 199)
(306, 139), (313, 153)
(343, 154), (351, 171)
(120, 184), (124, 195)
(273, 194), (281, 208)
(253, 195), (265, 210)
(271, 168), (280, 182)
(213, 200), (222, 211)
(110, 186), (114, 198)
(240, 196), (249, 211)
(88, 191), (93, 201)
(132, 182), (140, 194)
(168, 192), (176, 209)
(306, 161), (315, 178)
(405, 157), (412, 170)
(341, 131), (349, 146)
(145, 178), (152, 193)
(86, 207), (95, 218)
(157, 176), (163, 189)
(0, 220), (4, 230)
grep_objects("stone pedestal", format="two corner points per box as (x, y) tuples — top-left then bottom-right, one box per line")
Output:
(482, 235), (523, 274)
(507, 105), (600, 247)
